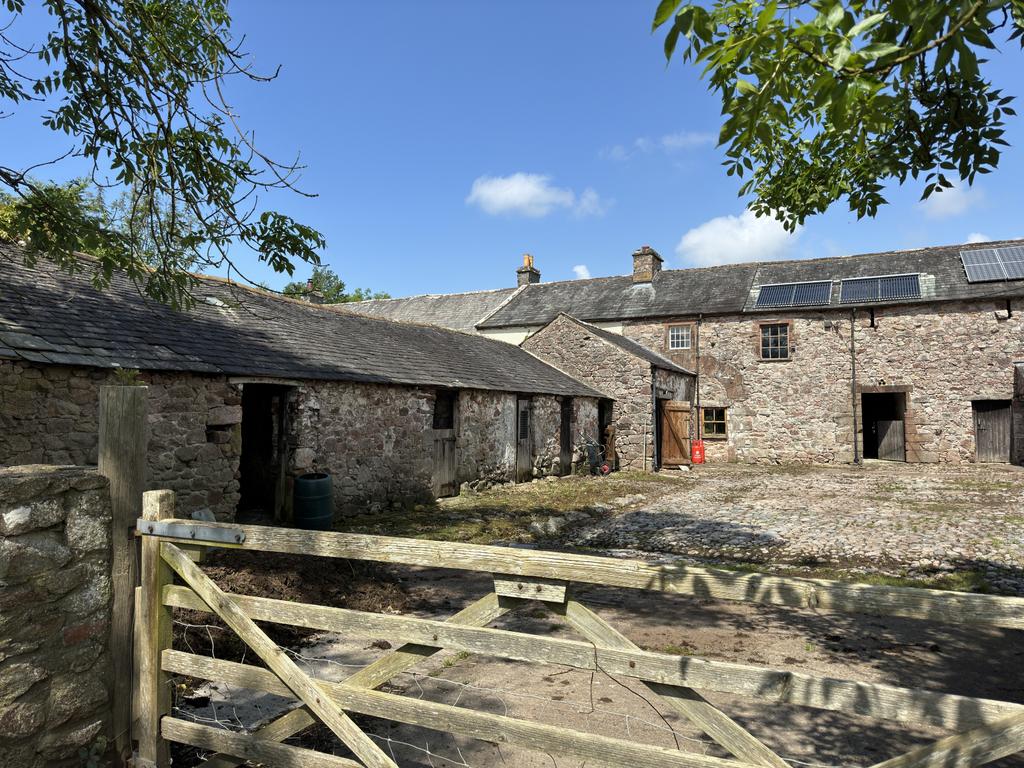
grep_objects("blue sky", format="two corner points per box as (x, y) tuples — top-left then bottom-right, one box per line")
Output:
(6, 1), (1024, 296)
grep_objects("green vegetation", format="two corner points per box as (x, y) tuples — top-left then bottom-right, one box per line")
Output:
(654, 0), (1022, 228)
(283, 266), (389, 304)
(338, 471), (686, 544)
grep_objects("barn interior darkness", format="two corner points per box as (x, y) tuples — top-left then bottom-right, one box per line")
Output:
(238, 383), (292, 519)
(861, 391), (907, 460)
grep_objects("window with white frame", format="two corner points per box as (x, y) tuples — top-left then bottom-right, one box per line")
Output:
(668, 324), (692, 350)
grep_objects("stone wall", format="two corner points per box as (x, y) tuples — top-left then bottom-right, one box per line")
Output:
(289, 380), (436, 513)
(0, 466), (112, 768)
(530, 395), (562, 477)
(456, 389), (516, 487)
(624, 299), (1024, 464)
(0, 362), (242, 518)
(522, 315), (697, 470)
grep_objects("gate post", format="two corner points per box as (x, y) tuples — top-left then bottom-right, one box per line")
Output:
(98, 384), (149, 763)
(136, 490), (176, 767)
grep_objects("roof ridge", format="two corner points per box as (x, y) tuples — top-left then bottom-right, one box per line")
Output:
(349, 285), (517, 304)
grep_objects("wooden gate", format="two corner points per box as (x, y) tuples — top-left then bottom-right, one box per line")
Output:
(659, 399), (691, 466)
(974, 400), (1012, 463)
(432, 429), (458, 497)
(877, 419), (906, 461)
(515, 397), (532, 482)
(134, 489), (1024, 768)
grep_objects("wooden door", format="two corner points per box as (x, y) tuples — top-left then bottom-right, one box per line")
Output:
(974, 401), (1011, 463)
(432, 429), (458, 497)
(877, 420), (906, 462)
(516, 398), (532, 482)
(659, 400), (691, 467)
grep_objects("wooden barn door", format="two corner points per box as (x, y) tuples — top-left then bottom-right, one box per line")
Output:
(516, 397), (533, 482)
(659, 400), (691, 467)
(974, 400), (1011, 463)
(432, 390), (458, 497)
(559, 398), (573, 475)
(876, 420), (906, 462)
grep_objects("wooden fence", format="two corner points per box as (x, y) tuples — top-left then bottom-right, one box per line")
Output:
(132, 488), (1024, 768)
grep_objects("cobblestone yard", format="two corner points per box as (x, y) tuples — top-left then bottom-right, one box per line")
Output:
(566, 462), (1024, 593)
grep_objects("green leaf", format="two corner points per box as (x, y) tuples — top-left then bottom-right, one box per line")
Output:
(830, 43), (852, 70)
(824, 3), (845, 31)
(848, 12), (887, 39)
(653, 0), (683, 29)
(736, 79), (758, 95)
(859, 42), (901, 60)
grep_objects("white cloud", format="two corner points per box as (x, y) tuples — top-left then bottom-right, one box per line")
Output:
(601, 130), (713, 161)
(919, 182), (984, 219)
(572, 264), (591, 280)
(676, 210), (801, 267)
(660, 131), (715, 151)
(966, 232), (992, 244)
(466, 173), (607, 218)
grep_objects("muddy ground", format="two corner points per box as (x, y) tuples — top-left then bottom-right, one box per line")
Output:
(173, 562), (1024, 768)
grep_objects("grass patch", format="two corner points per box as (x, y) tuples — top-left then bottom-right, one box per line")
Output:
(337, 471), (684, 544)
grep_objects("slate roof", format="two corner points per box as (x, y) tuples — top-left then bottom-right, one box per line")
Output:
(0, 245), (604, 398)
(346, 288), (520, 332)
(477, 238), (1024, 329)
(551, 314), (694, 376)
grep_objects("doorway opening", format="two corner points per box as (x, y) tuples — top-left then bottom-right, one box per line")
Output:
(238, 384), (292, 520)
(515, 396), (533, 483)
(861, 391), (907, 461)
(973, 400), (1012, 463)
(559, 397), (573, 475)
(598, 399), (614, 468)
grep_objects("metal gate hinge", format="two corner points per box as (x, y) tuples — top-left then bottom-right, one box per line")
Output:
(135, 519), (246, 544)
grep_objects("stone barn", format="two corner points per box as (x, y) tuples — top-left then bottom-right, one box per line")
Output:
(0, 247), (605, 520)
(522, 314), (695, 470)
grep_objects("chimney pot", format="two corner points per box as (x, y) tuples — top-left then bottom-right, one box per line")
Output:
(632, 245), (663, 283)
(516, 253), (541, 287)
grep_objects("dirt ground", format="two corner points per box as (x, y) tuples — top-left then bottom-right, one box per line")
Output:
(173, 463), (1024, 767)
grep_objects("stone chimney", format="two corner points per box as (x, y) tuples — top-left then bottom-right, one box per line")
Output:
(516, 254), (541, 287)
(632, 245), (663, 283)
(304, 279), (325, 305)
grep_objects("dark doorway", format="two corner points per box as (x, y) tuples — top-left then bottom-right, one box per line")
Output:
(862, 392), (906, 461)
(597, 399), (616, 470)
(515, 397), (532, 483)
(238, 384), (291, 520)
(432, 389), (458, 497)
(559, 397), (573, 475)
(973, 400), (1012, 463)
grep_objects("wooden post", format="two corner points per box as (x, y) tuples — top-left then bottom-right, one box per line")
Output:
(98, 384), (148, 763)
(136, 490), (176, 767)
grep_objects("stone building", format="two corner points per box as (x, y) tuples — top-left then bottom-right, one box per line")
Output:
(0, 246), (604, 520)
(350, 240), (1024, 466)
(522, 314), (695, 470)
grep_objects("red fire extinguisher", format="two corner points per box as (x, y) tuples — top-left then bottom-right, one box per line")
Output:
(691, 439), (705, 465)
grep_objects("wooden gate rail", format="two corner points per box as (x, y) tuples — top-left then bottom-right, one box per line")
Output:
(133, 494), (1024, 768)
(141, 518), (1024, 629)
(161, 583), (1022, 731)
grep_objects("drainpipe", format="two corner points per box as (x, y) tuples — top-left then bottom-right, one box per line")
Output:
(695, 314), (703, 440)
(851, 308), (861, 465)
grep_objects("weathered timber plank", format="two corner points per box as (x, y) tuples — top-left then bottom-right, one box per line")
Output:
(98, 384), (148, 762)
(143, 519), (1024, 629)
(494, 574), (568, 603)
(161, 584), (1022, 731)
(161, 650), (760, 768)
(867, 710), (1024, 768)
(159, 543), (397, 768)
(559, 599), (789, 768)
(195, 593), (511, 768)
(136, 490), (175, 768)
(161, 717), (361, 768)
(195, 707), (318, 768)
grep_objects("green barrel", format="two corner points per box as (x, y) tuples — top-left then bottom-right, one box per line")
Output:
(293, 472), (333, 530)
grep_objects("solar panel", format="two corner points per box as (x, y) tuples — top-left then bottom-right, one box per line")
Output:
(754, 281), (832, 308)
(959, 247), (1024, 282)
(839, 274), (921, 304)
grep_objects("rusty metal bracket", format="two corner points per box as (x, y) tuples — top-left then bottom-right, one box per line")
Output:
(135, 519), (245, 545)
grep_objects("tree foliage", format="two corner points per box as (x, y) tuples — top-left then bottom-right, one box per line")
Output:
(0, 0), (325, 307)
(654, 0), (1023, 229)
(283, 266), (390, 304)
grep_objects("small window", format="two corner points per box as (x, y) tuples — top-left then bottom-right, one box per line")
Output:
(433, 390), (456, 429)
(702, 407), (727, 438)
(668, 325), (692, 350)
(760, 323), (790, 360)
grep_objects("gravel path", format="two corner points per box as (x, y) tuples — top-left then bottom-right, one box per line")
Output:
(566, 462), (1024, 593)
